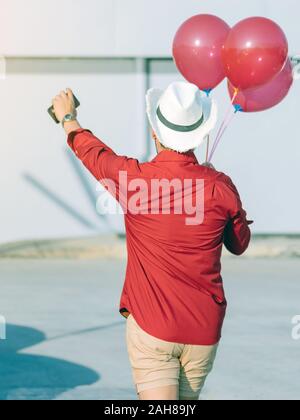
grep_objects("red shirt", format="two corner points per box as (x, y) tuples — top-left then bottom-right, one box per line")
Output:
(68, 129), (251, 345)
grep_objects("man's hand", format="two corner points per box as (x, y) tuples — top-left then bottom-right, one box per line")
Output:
(52, 88), (76, 123)
(52, 88), (81, 134)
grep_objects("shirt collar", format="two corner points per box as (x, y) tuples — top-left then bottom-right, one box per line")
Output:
(151, 150), (199, 164)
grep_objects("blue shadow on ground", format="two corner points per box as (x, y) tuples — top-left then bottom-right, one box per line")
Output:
(0, 325), (100, 400)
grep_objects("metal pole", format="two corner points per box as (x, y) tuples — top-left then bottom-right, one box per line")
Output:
(136, 57), (152, 162)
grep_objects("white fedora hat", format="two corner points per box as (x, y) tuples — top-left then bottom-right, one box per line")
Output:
(146, 81), (218, 153)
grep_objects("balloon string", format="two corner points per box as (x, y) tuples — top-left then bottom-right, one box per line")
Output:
(209, 88), (238, 156)
(208, 88), (239, 163)
(208, 109), (237, 162)
(208, 109), (234, 162)
(209, 104), (238, 161)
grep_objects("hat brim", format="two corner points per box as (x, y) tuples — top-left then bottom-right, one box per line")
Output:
(146, 87), (218, 153)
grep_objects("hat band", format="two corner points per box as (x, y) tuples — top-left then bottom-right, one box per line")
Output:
(157, 106), (204, 133)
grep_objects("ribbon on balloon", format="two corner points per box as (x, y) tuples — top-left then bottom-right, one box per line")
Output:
(208, 88), (240, 162)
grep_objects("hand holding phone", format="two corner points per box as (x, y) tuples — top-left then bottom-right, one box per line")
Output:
(48, 92), (80, 124)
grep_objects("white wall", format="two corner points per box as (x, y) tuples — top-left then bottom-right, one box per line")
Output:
(0, 59), (141, 242)
(1, 0), (299, 57)
(0, 0), (299, 243)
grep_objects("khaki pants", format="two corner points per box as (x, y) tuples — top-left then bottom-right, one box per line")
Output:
(126, 314), (219, 400)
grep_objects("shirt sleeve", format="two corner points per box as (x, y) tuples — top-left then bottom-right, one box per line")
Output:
(216, 174), (252, 256)
(67, 128), (141, 202)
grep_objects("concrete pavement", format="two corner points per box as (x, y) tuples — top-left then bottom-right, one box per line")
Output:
(0, 257), (299, 400)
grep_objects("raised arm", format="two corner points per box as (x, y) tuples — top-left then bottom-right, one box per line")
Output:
(52, 89), (141, 187)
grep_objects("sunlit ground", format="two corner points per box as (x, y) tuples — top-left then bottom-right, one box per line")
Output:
(0, 255), (299, 400)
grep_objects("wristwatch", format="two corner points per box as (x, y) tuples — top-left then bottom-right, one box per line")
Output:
(61, 112), (77, 126)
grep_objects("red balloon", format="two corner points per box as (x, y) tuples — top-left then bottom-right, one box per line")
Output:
(223, 17), (288, 90)
(228, 59), (293, 112)
(173, 14), (230, 91)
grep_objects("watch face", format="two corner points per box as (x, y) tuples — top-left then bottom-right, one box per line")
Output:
(64, 114), (73, 121)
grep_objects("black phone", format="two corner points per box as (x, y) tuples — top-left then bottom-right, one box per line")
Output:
(48, 93), (80, 124)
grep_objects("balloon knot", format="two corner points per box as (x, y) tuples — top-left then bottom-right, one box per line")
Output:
(234, 104), (243, 113)
(203, 89), (213, 97)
